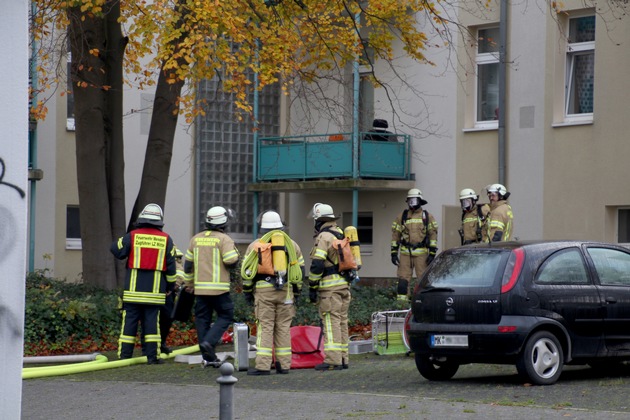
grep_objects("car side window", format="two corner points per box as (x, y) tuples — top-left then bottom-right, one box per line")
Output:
(587, 247), (630, 286)
(535, 248), (589, 285)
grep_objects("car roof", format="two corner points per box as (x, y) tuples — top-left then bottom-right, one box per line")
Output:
(459, 240), (629, 252)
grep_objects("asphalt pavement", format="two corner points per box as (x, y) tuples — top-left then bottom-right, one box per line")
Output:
(21, 367), (630, 420)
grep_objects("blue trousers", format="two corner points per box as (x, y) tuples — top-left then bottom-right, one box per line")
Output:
(194, 293), (234, 361)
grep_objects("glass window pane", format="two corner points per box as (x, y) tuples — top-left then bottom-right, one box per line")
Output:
(567, 52), (594, 114)
(536, 249), (588, 284)
(588, 248), (630, 286)
(618, 209), (630, 243)
(569, 16), (595, 43)
(477, 62), (499, 121)
(478, 28), (500, 53)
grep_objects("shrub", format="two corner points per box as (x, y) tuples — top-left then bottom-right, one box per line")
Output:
(24, 272), (403, 356)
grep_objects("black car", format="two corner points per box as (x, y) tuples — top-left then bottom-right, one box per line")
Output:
(404, 240), (630, 385)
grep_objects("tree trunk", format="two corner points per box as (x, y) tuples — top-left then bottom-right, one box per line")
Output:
(104, 0), (128, 287)
(128, 0), (188, 230)
(68, 6), (117, 289)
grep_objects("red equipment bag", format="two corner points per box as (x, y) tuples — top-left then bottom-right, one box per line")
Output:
(290, 326), (325, 369)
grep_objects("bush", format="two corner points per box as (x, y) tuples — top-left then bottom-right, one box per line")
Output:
(24, 272), (403, 356)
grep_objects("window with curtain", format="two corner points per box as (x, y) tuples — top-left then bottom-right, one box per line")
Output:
(565, 15), (595, 120)
(475, 27), (500, 127)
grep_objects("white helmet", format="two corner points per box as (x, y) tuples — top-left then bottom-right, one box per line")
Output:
(406, 188), (428, 206)
(487, 183), (508, 197)
(260, 211), (284, 229)
(312, 203), (337, 221)
(459, 188), (479, 201)
(206, 206), (228, 226)
(137, 203), (164, 227)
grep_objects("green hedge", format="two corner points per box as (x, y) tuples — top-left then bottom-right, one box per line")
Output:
(25, 271), (403, 355)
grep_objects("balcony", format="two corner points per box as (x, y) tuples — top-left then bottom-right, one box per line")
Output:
(249, 132), (415, 193)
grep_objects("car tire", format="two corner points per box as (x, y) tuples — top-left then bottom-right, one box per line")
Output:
(516, 331), (564, 385)
(415, 353), (459, 381)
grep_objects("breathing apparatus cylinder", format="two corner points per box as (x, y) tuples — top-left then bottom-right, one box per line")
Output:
(271, 231), (287, 288)
(344, 226), (362, 268)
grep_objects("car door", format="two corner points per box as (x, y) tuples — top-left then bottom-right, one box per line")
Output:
(585, 246), (630, 353)
(532, 247), (603, 357)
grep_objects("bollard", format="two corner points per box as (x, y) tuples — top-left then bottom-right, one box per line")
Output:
(216, 362), (238, 420)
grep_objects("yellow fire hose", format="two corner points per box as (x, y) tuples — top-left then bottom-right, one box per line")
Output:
(22, 345), (201, 379)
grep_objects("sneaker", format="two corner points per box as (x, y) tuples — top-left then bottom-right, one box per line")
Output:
(247, 368), (271, 376)
(201, 359), (222, 368)
(147, 358), (165, 365)
(275, 361), (289, 374)
(314, 363), (342, 371)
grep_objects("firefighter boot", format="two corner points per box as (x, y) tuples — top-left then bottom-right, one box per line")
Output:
(315, 362), (342, 371)
(247, 368), (271, 376)
(275, 361), (289, 374)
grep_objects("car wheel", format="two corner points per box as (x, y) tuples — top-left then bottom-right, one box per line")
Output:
(516, 331), (564, 385)
(415, 353), (459, 381)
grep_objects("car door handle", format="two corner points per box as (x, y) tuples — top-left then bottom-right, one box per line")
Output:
(606, 297), (617, 304)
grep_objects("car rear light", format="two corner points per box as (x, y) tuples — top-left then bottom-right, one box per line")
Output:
(501, 248), (524, 293)
(497, 326), (517, 333)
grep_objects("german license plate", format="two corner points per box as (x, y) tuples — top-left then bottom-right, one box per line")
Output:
(430, 334), (468, 348)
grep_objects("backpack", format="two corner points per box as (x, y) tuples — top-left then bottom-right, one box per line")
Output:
(253, 241), (274, 275)
(333, 237), (358, 271)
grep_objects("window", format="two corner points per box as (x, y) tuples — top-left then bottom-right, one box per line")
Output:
(587, 247), (630, 286)
(196, 74), (279, 240)
(565, 15), (595, 121)
(66, 205), (81, 249)
(475, 27), (500, 127)
(536, 249), (588, 285)
(618, 209), (630, 243)
(66, 40), (75, 131)
(342, 212), (373, 253)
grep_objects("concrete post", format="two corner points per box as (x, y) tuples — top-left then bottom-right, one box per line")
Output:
(216, 362), (238, 420)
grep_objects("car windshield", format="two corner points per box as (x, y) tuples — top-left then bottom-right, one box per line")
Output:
(425, 250), (506, 288)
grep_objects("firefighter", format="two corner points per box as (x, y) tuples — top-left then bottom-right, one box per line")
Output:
(484, 183), (514, 243)
(391, 188), (438, 300)
(184, 206), (240, 368)
(141, 247), (184, 356)
(308, 203), (351, 371)
(241, 211), (305, 375)
(458, 188), (490, 245)
(111, 203), (177, 364)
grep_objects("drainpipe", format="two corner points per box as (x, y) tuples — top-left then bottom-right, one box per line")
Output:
(351, 11), (360, 227)
(28, 0), (39, 272)
(253, 41), (260, 239)
(498, 0), (508, 185)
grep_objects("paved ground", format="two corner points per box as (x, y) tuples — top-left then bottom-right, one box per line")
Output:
(22, 377), (629, 420)
(21, 349), (630, 420)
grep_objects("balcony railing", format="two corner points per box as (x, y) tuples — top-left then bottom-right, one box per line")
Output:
(256, 132), (411, 182)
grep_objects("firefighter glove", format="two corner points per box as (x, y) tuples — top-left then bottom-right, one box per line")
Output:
(391, 254), (399, 266)
(426, 248), (437, 265)
(396, 278), (409, 296)
(244, 292), (254, 306)
(309, 288), (318, 303)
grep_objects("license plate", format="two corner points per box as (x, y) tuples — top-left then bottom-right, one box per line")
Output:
(430, 334), (468, 348)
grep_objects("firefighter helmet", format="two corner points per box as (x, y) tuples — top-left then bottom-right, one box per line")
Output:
(459, 188), (479, 201)
(487, 183), (508, 198)
(406, 188), (428, 206)
(206, 206), (228, 227)
(260, 211), (284, 229)
(312, 203), (338, 221)
(137, 203), (164, 227)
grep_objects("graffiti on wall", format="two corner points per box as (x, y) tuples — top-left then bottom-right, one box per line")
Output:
(0, 157), (25, 338)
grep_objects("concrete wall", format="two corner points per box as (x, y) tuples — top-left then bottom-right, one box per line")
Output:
(1, 1), (28, 416)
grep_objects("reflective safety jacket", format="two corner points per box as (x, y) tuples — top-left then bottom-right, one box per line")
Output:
(308, 221), (349, 291)
(184, 229), (239, 296)
(391, 208), (438, 256)
(461, 204), (490, 244)
(111, 227), (177, 305)
(484, 200), (513, 243)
